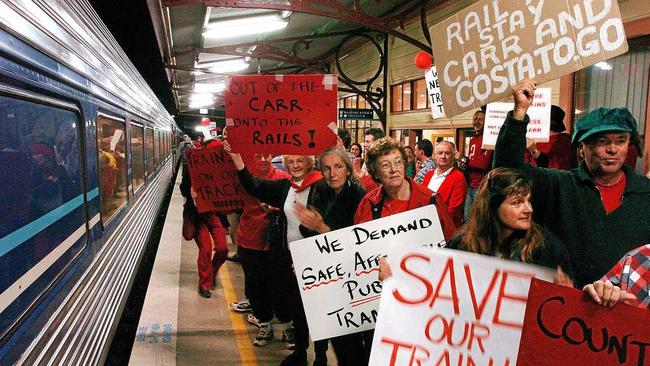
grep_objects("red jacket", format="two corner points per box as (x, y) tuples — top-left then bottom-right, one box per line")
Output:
(421, 168), (467, 228)
(353, 177), (457, 241)
(237, 166), (290, 251)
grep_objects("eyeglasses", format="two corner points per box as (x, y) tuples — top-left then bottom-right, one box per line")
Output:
(379, 159), (404, 172)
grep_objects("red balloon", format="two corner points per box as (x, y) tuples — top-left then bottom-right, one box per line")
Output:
(414, 51), (432, 70)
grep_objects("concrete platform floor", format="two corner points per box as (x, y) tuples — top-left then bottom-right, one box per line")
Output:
(129, 173), (334, 366)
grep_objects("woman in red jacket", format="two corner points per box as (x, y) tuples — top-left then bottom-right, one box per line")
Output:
(353, 138), (457, 240)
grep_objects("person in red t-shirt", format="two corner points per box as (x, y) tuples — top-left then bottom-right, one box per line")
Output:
(235, 153), (292, 345)
(525, 105), (577, 170)
(464, 110), (493, 222)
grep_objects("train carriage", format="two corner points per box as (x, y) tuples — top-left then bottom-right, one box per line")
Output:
(0, 0), (177, 364)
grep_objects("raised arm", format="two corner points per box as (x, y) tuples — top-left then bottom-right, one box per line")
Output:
(223, 140), (287, 208)
(493, 79), (536, 169)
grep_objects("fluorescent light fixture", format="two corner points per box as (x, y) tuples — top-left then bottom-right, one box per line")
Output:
(203, 14), (288, 39)
(198, 58), (249, 73)
(189, 93), (215, 102)
(195, 126), (206, 132)
(193, 83), (225, 93)
(200, 108), (208, 114)
(575, 109), (583, 115)
(594, 62), (612, 71)
(189, 99), (214, 109)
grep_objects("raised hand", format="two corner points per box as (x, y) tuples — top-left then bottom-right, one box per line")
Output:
(222, 140), (245, 170)
(512, 79), (537, 120)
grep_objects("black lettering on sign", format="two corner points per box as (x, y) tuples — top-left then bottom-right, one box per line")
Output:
(536, 295), (650, 365)
(326, 307), (378, 329)
(252, 131), (302, 146)
(248, 97), (303, 112)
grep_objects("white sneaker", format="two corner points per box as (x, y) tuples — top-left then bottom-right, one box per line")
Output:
(253, 324), (273, 347)
(246, 313), (261, 328)
(231, 298), (251, 313)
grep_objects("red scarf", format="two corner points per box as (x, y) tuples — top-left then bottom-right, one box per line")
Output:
(290, 171), (322, 192)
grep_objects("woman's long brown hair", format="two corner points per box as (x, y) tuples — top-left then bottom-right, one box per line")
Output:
(458, 167), (543, 263)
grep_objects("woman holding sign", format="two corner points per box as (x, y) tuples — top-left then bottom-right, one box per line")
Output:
(293, 146), (367, 366)
(225, 142), (322, 366)
(447, 168), (574, 284)
(353, 138), (457, 239)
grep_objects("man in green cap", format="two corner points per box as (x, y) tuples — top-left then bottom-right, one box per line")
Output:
(494, 78), (650, 289)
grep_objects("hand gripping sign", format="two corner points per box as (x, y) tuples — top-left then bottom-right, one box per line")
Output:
(518, 279), (650, 366)
(288, 205), (445, 341)
(369, 246), (553, 366)
(186, 143), (245, 214)
(225, 74), (338, 156)
(430, 0), (628, 117)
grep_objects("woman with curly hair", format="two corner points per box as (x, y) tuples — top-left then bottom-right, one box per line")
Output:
(449, 167), (574, 282)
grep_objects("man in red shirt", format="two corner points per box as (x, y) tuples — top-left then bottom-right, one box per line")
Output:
(464, 110), (493, 221)
(422, 141), (467, 227)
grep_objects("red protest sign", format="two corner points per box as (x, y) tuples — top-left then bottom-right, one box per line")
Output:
(186, 143), (245, 214)
(518, 279), (650, 366)
(225, 74), (338, 155)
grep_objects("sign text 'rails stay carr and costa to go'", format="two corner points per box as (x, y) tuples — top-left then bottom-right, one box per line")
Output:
(225, 74), (338, 156)
(430, 0), (628, 117)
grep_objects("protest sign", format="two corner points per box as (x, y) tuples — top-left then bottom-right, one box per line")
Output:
(186, 143), (245, 214)
(369, 246), (553, 366)
(424, 66), (446, 119)
(518, 278), (650, 366)
(430, 0), (628, 117)
(225, 74), (338, 155)
(482, 88), (551, 150)
(288, 205), (445, 341)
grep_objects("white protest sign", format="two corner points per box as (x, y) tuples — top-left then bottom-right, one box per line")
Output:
(110, 129), (123, 151)
(288, 205), (445, 341)
(430, 0), (628, 117)
(482, 87), (552, 150)
(369, 246), (553, 366)
(424, 66), (446, 119)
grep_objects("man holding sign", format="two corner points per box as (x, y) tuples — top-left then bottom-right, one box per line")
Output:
(494, 79), (650, 288)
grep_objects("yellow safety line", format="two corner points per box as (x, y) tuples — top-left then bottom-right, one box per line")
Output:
(219, 263), (258, 365)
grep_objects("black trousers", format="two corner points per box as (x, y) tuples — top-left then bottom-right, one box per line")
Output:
(238, 246), (292, 323)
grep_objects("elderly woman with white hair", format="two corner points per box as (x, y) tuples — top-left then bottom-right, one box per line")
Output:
(225, 142), (322, 366)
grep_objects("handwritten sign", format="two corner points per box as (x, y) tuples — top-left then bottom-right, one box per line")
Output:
(482, 88), (551, 150)
(424, 66), (446, 119)
(186, 144), (245, 214)
(430, 0), (628, 117)
(517, 278), (650, 366)
(369, 246), (553, 366)
(288, 205), (445, 341)
(225, 74), (338, 155)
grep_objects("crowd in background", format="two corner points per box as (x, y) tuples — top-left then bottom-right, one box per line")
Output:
(177, 80), (650, 366)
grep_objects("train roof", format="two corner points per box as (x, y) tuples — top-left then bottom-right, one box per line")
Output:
(0, 0), (174, 130)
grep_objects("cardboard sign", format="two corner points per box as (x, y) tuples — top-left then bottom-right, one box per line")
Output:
(430, 0), (628, 117)
(518, 278), (650, 366)
(369, 247), (553, 366)
(186, 144), (245, 214)
(288, 205), (446, 341)
(482, 88), (552, 149)
(424, 66), (446, 119)
(225, 74), (338, 155)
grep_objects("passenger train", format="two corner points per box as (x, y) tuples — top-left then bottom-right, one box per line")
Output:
(0, 0), (178, 364)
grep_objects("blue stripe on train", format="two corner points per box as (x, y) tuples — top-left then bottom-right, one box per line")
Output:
(0, 187), (99, 258)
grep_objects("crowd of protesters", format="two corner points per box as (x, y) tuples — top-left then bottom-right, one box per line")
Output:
(177, 80), (649, 365)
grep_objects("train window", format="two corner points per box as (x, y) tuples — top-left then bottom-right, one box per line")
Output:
(96, 115), (127, 224)
(0, 93), (85, 322)
(145, 126), (154, 175)
(154, 129), (160, 167)
(130, 123), (145, 192)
